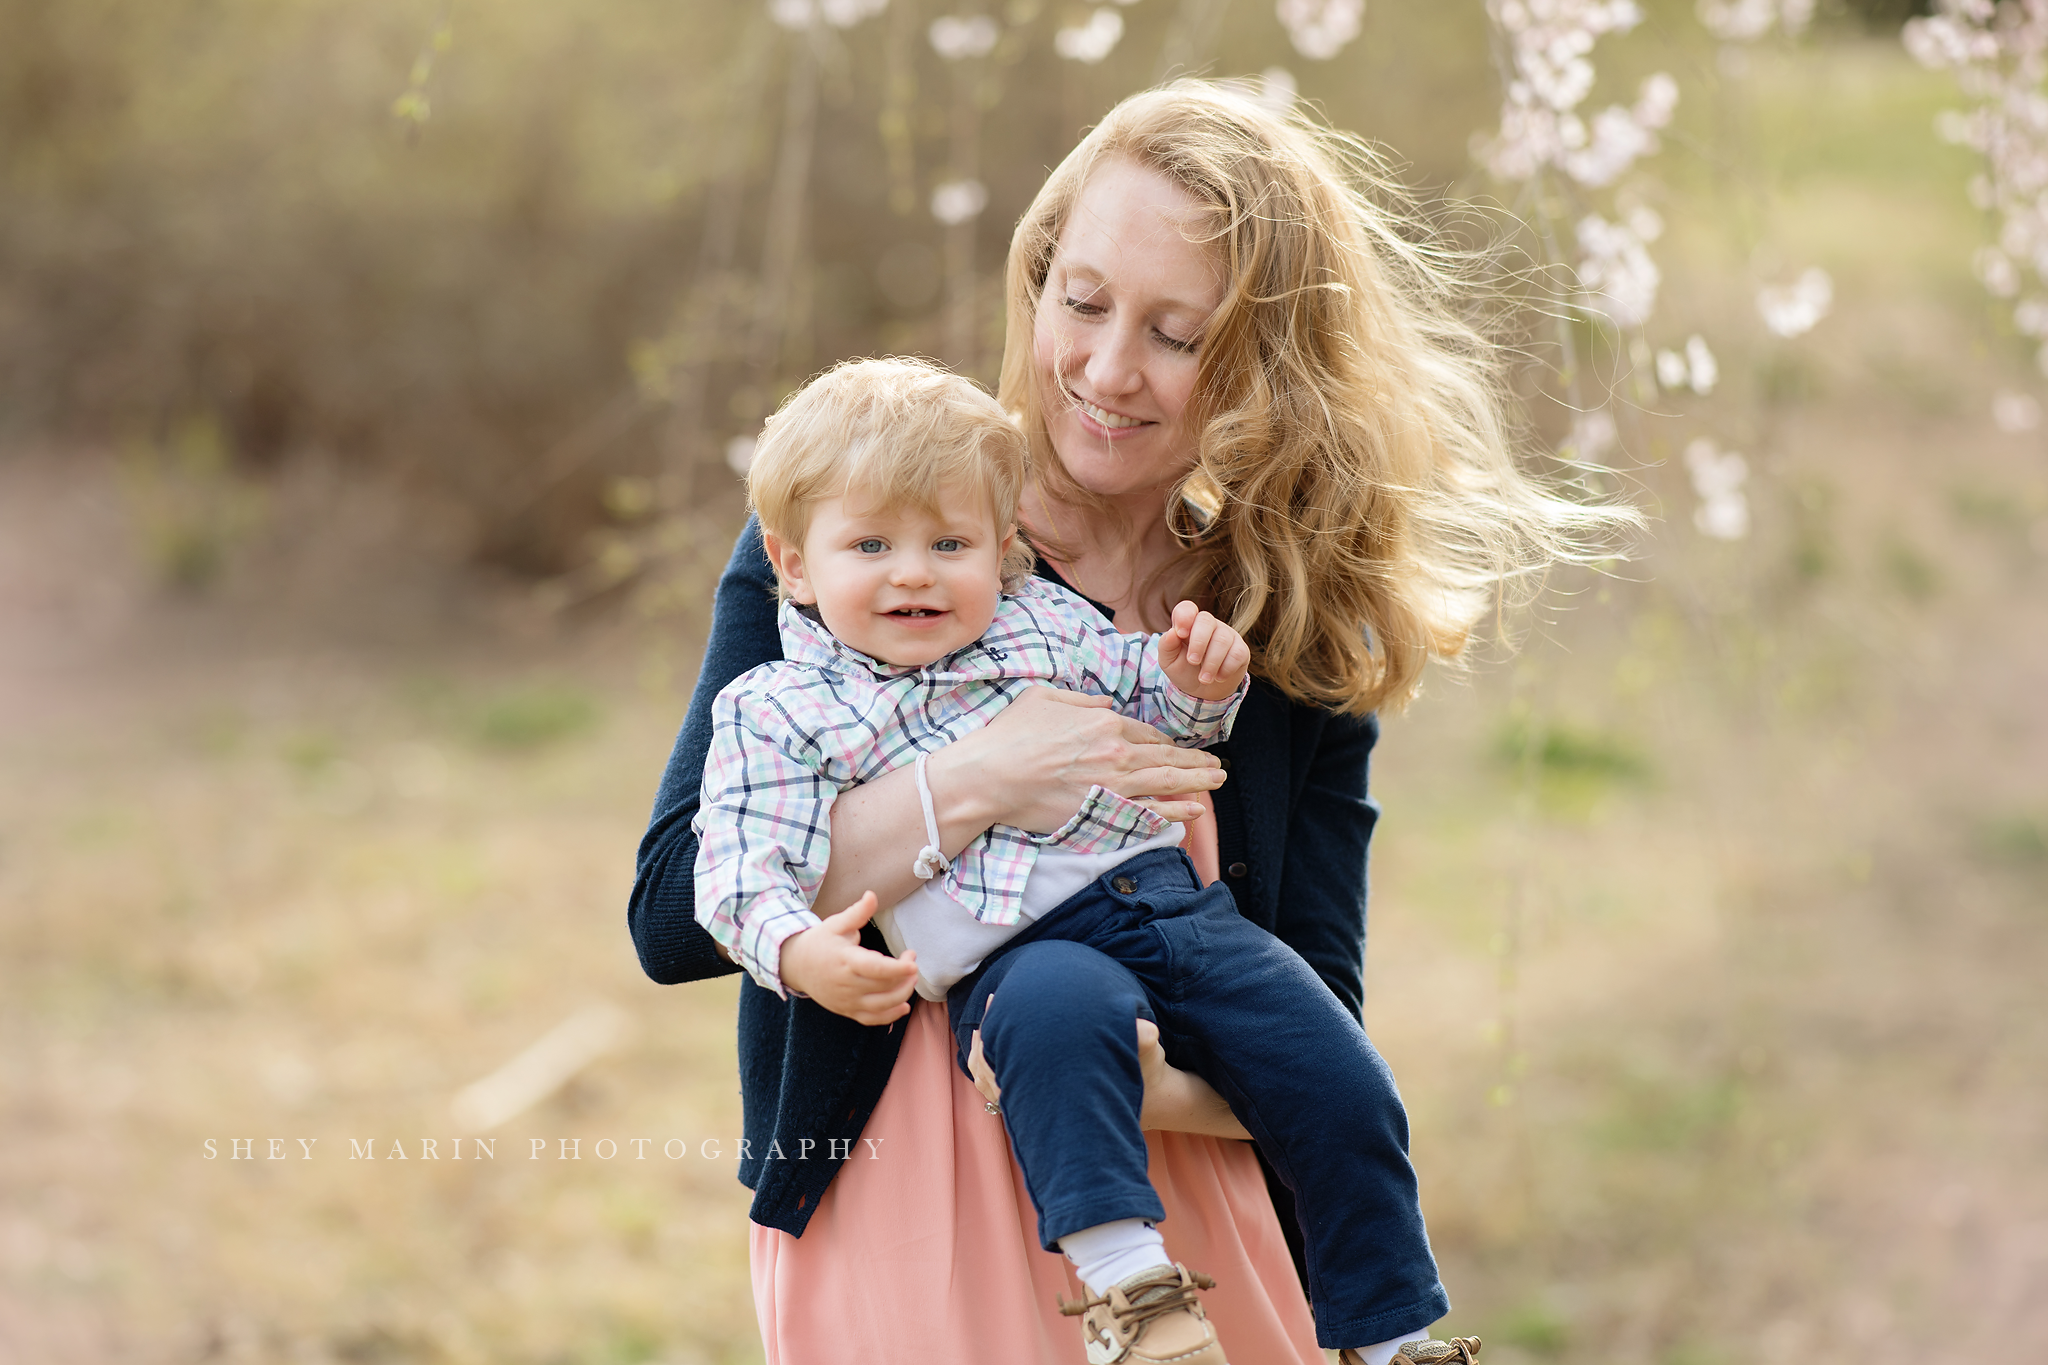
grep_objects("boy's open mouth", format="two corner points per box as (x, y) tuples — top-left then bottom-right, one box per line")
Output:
(888, 608), (942, 617)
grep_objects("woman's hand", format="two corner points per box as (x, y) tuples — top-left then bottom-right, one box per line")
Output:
(812, 686), (1225, 915)
(932, 685), (1226, 834)
(968, 1013), (1252, 1141)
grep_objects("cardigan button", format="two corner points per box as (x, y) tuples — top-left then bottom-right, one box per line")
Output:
(1112, 876), (1137, 895)
(1226, 862), (1248, 879)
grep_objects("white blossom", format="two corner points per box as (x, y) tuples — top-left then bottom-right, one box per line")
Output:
(1654, 335), (1714, 393)
(1993, 388), (2043, 431)
(1258, 66), (1299, 114)
(770, 0), (888, 29)
(1054, 8), (1124, 63)
(1685, 438), (1750, 540)
(1697, 0), (1813, 43)
(1756, 267), (1833, 337)
(1277, 0), (1364, 61)
(930, 178), (989, 225)
(1479, 2), (1670, 191)
(928, 14), (1000, 59)
(1561, 408), (1619, 461)
(1576, 213), (1662, 329)
(1909, 0), (2048, 355)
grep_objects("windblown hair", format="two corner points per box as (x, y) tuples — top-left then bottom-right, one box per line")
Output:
(748, 357), (1036, 592)
(999, 81), (1633, 715)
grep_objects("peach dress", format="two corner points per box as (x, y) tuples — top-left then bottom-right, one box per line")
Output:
(748, 795), (1324, 1364)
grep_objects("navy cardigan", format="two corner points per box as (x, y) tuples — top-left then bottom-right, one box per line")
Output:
(628, 519), (1381, 1238)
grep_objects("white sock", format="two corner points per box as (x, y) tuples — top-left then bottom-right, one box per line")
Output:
(1059, 1218), (1171, 1295)
(1347, 1329), (1432, 1365)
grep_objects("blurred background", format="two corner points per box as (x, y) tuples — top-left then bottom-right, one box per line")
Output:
(4, 0), (2045, 1362)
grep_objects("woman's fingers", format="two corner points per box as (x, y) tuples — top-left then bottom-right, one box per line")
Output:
(967, 1028), (1001, 1105)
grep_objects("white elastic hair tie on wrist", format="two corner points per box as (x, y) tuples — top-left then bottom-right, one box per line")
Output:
(912, 751), (950, 881)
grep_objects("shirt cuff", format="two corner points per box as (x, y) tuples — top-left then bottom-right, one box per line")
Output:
(736, 900), (824, 1000)
(1159, 671), (1249, 743)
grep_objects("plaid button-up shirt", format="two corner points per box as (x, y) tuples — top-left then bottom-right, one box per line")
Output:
(693, 577), (1245, 997)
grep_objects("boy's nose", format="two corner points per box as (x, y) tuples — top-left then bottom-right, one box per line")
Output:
(889, 552), (936, 586)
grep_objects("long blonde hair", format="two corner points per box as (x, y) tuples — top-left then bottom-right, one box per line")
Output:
(999, 81), (1630, 715)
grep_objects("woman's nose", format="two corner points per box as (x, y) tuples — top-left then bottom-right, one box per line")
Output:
(1082, 320), (1145, 397)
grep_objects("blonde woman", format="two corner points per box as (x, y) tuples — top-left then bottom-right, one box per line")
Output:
(630, 82), (1611, 1364)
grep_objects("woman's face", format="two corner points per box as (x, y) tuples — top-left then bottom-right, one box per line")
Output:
(1032, 158), (1226, 505)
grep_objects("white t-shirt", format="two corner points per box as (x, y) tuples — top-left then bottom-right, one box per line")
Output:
(874, 825), (1185, 1001)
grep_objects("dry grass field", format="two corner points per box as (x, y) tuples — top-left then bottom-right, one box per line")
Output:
(3, 37), (2045, 1365)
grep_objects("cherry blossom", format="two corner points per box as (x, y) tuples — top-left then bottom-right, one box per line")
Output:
(928, 14), (1000, 60)
(770, 0), (888, 30)
(1277, 0), (1364, 61)
(1993, 388), (2044, 431)
(1055, 8), (1124, 63)
(1908, 0), (2048, 374)
(1697, 0), (1814, 42)
(1575, 211), (1662, 329)
(930, 179), (989, 225)
(1685, 438), (1750, 540)
(1756, 267), (1833, 338)
(1656, 335), (1719, 395)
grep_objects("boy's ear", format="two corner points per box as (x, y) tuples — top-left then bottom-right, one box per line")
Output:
(762, 531), (817, 604)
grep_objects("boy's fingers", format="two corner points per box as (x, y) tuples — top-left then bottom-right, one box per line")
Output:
(828, 890), (881, 931)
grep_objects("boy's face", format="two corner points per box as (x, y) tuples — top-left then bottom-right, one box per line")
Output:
(765, 481), (1015, 668)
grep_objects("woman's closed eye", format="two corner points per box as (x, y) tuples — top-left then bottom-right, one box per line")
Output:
(1061, 296), (1196, 353)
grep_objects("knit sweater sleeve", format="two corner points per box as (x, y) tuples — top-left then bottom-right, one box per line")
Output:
(628, 518), (783, 985)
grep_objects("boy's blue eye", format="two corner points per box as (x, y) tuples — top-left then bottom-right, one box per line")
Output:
(933, 538), (964, 553)
(856, 538), (886, 554)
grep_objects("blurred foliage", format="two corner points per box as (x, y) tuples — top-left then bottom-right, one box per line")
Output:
(0, 0), (1507, 574)
(472, 684), (601, 749)
(117, 414), (266, 590)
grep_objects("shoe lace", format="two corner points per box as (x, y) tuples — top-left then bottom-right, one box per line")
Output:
(1057, 1267), (1218, 1332)
(1394, 1338), (1482, 1364)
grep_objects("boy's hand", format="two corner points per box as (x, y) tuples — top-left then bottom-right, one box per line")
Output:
(778, 892), (918, 1026)
(1161, 601), (1251, 702)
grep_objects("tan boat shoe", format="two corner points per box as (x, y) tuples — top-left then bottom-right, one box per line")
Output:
(1058, 1263), (1229, 1365)
(1339, 1337), (1483, 1365)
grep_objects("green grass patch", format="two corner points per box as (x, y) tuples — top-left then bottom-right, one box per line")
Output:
(1494, 718), (1652, 783)
(1977, 813), (2048, 866)
(472, 685), (600, 750)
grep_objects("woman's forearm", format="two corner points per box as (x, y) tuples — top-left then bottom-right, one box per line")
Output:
(1140, 1068), (1253, 1140)
(811, 738), (1002, 914)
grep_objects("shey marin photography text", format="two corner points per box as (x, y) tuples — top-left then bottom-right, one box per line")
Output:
(200, 1136), (889, 1162)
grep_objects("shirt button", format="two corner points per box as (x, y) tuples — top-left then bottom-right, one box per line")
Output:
(1226, 862), (1248, 879)
(1112, 876), (1137, 895)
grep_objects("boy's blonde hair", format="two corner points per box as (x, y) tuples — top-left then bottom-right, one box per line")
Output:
(1000, 81), (1634, 715)
(748, 357), (1035, 591)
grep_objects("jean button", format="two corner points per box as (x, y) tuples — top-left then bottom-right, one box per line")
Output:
(1112, 876), (1137, 895)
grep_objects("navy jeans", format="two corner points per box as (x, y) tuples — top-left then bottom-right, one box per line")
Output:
(948, 847), (1449, 1348)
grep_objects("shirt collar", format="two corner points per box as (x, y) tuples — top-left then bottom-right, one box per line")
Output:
(775, 583), (1051, 682)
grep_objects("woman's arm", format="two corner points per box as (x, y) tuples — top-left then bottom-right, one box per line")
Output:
(630, 520), (1233, 984)
(968, 1018), (1253, 1140)
(627, 523), (783, 984)
(809, 688), (1229, 915)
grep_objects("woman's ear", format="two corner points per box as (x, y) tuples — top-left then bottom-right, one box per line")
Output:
(762, 531), (817, 604)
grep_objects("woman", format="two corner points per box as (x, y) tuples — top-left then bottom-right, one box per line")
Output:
(630, 82), (1606, 1363)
